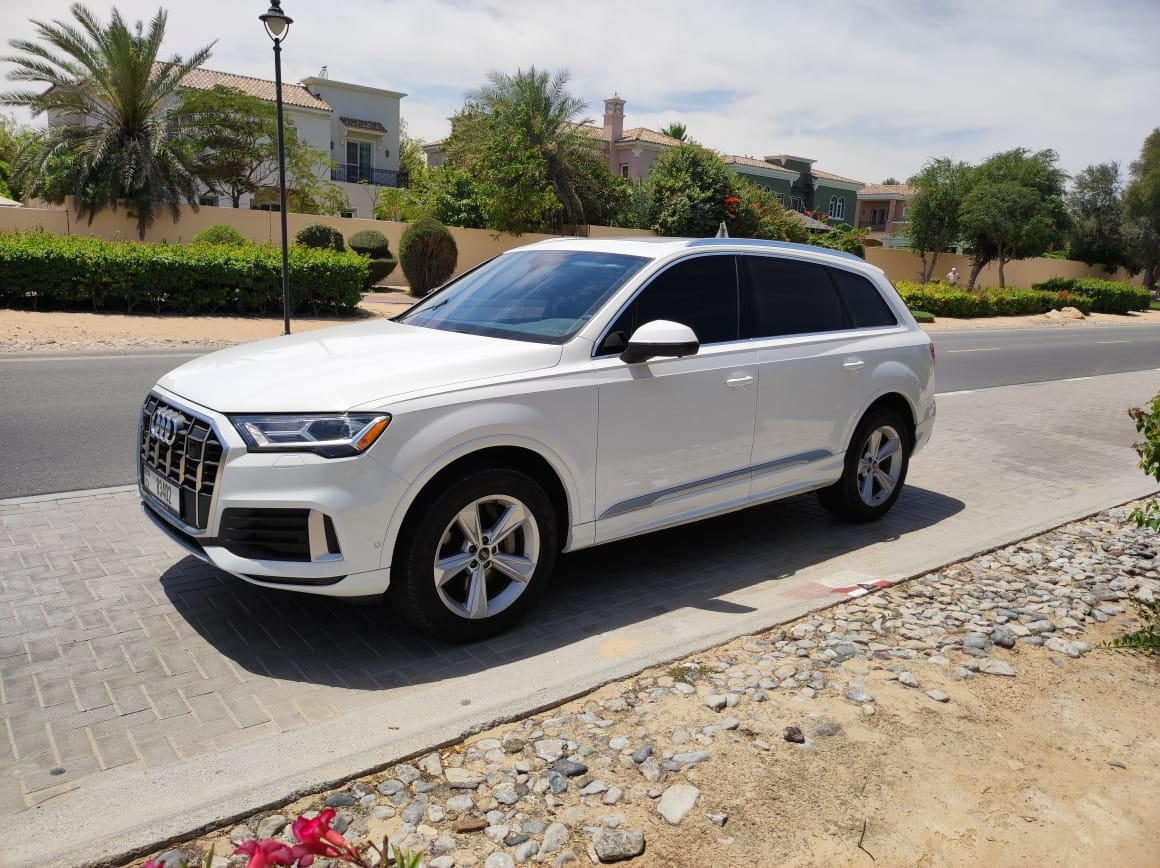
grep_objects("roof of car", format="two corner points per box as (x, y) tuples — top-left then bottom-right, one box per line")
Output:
(519, 236), (867, 263)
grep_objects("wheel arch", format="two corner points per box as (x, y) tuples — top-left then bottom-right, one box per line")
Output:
(387, 444), (573, 574)
(858, 391), (917, 447)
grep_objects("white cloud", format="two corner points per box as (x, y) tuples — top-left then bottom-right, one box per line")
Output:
(2, 0), (1157, 182)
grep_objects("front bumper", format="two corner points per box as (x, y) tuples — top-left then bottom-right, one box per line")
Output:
(138, 387), (406, 597)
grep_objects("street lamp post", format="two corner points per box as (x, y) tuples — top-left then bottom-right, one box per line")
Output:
(260, 0), (293, 335)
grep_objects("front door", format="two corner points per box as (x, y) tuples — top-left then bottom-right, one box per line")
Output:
(593, 255), (758, 542)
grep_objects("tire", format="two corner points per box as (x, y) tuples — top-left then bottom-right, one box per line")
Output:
(389, 468), (558, 641)
(817, 407), (911, 522)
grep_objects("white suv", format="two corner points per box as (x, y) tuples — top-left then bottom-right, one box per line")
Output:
(139, 237), (935, 639)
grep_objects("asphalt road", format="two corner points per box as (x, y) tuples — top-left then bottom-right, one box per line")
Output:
(2, 323), (1159, 499)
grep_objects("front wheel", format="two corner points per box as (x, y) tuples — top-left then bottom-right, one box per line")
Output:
(818, 408), (911, 522)
(389, 468), (558, 641)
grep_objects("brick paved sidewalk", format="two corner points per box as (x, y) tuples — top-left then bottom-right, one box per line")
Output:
(2, 370), (1158, 867)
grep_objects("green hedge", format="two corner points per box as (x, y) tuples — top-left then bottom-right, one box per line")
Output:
(0, 230), (367, 315)
(1031, 277), (1152, 314)
(894, 281), (1093, 318)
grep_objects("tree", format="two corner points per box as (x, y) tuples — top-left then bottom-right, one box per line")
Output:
(906, 158), (972, 282)
(659, 121), (687, 142)
(881, 176), (900, 185)
(177, 85), (277, 208)
(645, 144), (756, 237)
(396, 118), (425, 184)
(958, 148), (1069, 289)
(1067, 162), (1127, 272)
(739, 184), (809, 243)
(1, 4), (214, 238)
(283, 129), (350, 216)
(444, 67), (616, 234)
(1123, 128), (1160, 291)
(0, 114), (35, 199)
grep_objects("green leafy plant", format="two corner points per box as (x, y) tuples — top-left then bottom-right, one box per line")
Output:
(398, 217), (457, 297)
(295, 223), (345, 252)
(191, 224), (250, 247)
(893, 281), (1093, 318)
(911, 310), (936, 324)
(1127, 392), (1160, 532)
(0, 229), (366, 315)
(1101, 599), (1160, 652)
(1031, 277), (1151, 314)
(347, 229), (397, 288)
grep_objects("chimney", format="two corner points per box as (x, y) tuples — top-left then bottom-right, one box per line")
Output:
(603, 94), (625, 142)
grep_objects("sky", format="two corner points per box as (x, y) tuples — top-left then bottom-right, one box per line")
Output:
(2, 0), (1158, 185)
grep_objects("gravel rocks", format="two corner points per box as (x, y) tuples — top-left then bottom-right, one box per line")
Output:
(151, 507), (1156, 868)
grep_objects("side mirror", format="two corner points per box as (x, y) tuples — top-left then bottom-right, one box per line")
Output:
(620, 320), (700, 364)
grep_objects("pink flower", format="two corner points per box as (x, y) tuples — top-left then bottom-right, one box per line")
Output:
(291, 809), (358, 860)
(234, 839), (300, 868)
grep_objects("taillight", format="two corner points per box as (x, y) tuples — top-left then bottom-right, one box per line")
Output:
(929, 342), (936, 365)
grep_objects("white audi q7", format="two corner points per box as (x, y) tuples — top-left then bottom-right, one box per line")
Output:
(139, 237), (935, 639)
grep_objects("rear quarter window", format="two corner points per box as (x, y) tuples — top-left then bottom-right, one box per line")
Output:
(829, 268), (898, 328)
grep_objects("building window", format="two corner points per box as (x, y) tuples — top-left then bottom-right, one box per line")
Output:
(790, 196), (804, 212)
(346, 140), (373, 182)
(828, 196), (845, 221)
(776, 193), (785, 205)
(620, 164), (629, 179)
(198, 195), (219, 207)
(341, 209), (357, 219)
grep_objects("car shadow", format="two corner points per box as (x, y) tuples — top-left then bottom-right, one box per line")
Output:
(159, 486), (963, 692)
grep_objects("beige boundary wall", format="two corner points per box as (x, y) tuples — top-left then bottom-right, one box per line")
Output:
(864, 247), (1148, 288)
(0, 201), (1146, 289)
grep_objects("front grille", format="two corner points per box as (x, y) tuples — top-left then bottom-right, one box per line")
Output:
(218, 508), (311, 561)
(139, 395), (223, 530)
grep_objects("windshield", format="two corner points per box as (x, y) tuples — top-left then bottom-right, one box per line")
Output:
(398, 250), (650, 344)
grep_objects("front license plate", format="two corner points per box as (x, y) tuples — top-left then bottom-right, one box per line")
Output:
(143, 465), (181, 517)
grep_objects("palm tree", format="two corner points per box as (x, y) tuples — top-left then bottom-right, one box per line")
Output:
(457, 67), (605, 234)
(660, 122), (688, 142)
(1, 4), (214, 238)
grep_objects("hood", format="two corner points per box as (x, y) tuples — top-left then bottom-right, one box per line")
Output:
(158, 319), (563, 412)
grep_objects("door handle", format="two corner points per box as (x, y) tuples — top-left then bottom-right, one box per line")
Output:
(725, 375), (755, 388)
(842, 360), (865, 372)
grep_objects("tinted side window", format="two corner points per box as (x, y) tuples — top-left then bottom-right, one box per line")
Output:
(830, 268), (898, 328)
(601, 255), (739, 353)
(744, 256), (845, 337)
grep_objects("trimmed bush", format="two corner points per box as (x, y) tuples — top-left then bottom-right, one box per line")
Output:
(1030, 277), (1151, 314)
(348, 228), (398, 288)
(295, 223), (345, 252)
(348, 229), (391, 258)
(0, 230), (367, 315)
(911, 310), (935, 324)
(398, 217), (457, 297)
(191, 224), (250, 247)
(894, 281), (1093, 318)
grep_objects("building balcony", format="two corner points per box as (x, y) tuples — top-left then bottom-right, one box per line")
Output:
(330, 165), (408, 187)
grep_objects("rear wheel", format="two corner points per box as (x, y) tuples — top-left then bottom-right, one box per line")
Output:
(818, 407), (911, 522)
(390, 468), (557, 641)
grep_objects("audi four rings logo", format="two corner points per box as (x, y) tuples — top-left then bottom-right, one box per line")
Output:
(149, 408), (183, 445)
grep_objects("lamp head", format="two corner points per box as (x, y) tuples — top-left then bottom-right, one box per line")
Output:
(260, 1), (292, 40)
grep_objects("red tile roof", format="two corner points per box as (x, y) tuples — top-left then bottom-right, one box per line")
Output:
(857, 183), (917, 198)
(178, 66), (330, 111)
(721, 155), (800, 176)
(810, 167), (864, 186)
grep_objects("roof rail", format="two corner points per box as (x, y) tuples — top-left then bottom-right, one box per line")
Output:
(684, 237), (864, 261)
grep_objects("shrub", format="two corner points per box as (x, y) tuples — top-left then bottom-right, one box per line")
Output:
(348, 229), (391, 259)
(398, 217), (457, 297)
(348, 229), (397, 288)
(190, 224), (249, 247)
(893, 281), (1093, 318)
(0, 229), (367, 315)
(911, 310), (935, 324)
(1030, 277), (1151, 314)
(295, 222), (345, 252)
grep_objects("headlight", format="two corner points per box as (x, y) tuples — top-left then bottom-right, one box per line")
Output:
(230, 413), (391, 458)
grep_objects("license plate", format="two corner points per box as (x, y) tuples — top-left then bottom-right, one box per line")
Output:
(143, 465), (181, 517)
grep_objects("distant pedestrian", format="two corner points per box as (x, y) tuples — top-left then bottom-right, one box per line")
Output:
(946, 267), (960, 286)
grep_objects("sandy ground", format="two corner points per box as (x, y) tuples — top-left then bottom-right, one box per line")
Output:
(2, 303), (1159, 353)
